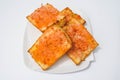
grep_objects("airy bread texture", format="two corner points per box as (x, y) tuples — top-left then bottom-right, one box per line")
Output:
(28, 25), (71, 70)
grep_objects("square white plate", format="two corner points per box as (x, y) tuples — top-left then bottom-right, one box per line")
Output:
(23, 8), (95, 74)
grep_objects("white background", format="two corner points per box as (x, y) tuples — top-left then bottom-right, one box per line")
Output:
(0, 0), (120, 80)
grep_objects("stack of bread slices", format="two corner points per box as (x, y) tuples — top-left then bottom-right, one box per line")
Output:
(26, 3), (98, 70)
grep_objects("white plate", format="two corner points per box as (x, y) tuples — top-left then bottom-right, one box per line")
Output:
(23, 9), (95, 74)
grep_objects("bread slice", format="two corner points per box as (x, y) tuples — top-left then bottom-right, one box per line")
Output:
(57, 7), (86, 26)
(26, 3), (59, 32)
(63, 18), (98, 65)
(57, 7), (98, 65)
(28, 25), (71, 70)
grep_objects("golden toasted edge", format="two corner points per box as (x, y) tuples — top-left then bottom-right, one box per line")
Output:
(26, 16), (40, 30)
(67, 54), (82, 65)
(81, 42), (99, 61)
(73, 13), (86, 25)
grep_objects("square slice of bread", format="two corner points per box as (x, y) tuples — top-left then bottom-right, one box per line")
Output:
(63, 18), (98, 64)
(28, 25), (71, 70)
(57, 7), (98, 65)
(57, 7), (86, 26)
(26, 3), (59, 32)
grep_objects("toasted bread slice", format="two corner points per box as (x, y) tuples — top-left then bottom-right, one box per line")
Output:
(63, 18), (98, 64)
(26, 3), (59, 32)
(54, 7), (97, 64)
(28, 25), (71, 70)
(57, 7), (86, 26)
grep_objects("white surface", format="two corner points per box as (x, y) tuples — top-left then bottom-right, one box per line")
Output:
(23, 10), (94, 73)
(0, 0), (120, 80)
